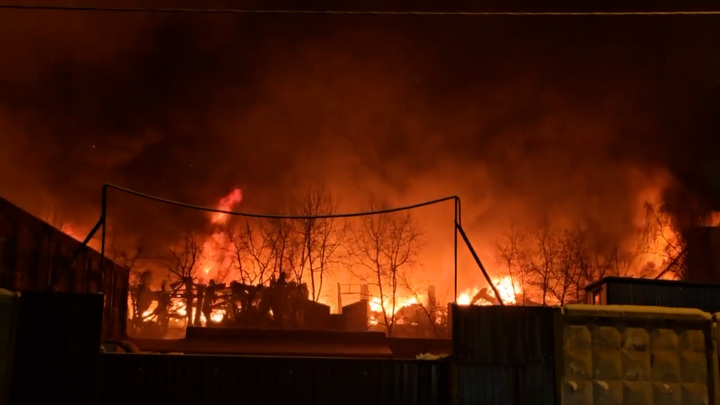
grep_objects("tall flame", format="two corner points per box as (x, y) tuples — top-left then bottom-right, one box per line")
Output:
(456, 276), (521, 306)
(211, 188), (243, 225)
(135, 184), (711, 337)
(198, 188), (244, 284)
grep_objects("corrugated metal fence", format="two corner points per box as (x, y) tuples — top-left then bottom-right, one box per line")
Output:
(9, 291), (104, 405)
(452, 305), (561, 405)
(100, 353), (448, 405)
(0, 197), (129, 341)
(603, 278), (720, 314)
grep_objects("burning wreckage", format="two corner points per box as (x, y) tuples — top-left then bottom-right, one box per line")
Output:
(124, 187), (461, 340)
(131, 270), (323, 337)
(130, 269), (452, 339)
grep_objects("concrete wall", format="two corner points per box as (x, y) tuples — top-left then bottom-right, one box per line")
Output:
(561, 305), (715, 405)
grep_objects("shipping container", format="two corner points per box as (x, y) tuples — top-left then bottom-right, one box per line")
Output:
(585, 276), (720, 314)
(0, 196), (129, 340)
(99, 353), (448, 405)
(450, 305), (561, 405)
(8, 291), (104, 405)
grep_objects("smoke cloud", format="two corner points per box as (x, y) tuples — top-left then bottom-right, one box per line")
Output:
(1, 9), (719, 288)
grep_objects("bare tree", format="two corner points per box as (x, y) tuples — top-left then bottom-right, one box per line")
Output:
(167, 232), (205, 279)
(261, 217), (300, 282)
(495, 222), (525, 304)
(519, 225), (559, 305)
(547, 229), (584, 305)
(398, 274), (443, 337)
(495, 202), (695, 306)
(294, 186), (345, 302)
(606, 246), (636, 278)
(351, 210), (422, 337)
(111, 245), (144, 304)
(166, 232), (206, 324)
(518, 225), (608, 305)
(640, 201), (685, 277)
(225, 219), (275, 285)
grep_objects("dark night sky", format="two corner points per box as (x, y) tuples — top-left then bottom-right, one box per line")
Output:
(1, 1), (720, 264)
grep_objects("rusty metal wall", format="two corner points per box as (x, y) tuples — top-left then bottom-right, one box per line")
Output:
(451, 305), (561, 404)
(9, 291), (104, 405)
(100, 353), (448, 405)
(0, 196), (129, 340)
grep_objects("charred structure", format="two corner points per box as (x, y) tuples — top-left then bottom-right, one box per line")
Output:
(130, 269), (343, 338)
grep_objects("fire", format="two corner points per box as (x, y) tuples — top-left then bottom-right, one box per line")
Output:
(59, 223), (78, 239)
(493, 276), (520, 304)
(367, 276), (521, 326)
(369, 295), (421, 317)
(141, 301), (158, 318)
(710, 212), (720, 227)
(129, 182), (709, 339)
(196, 190), (245, 284)
(211, 188), (243, 225)
(209, 309), (224, 323)
(173, 300), (187, 317)
(167, 299), (224, 324)
(456, 276), (521, 306)
(456, 288), (478, 306)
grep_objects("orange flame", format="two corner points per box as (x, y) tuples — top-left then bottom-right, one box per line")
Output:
(456, 276), (521, 306)
(211, 188), (243, 225)
(197, 189), (245, 284)
(368, 295), (421, 317)
(137, 184), (710, 337)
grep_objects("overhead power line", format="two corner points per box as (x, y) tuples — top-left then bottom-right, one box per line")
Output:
(102, 183), (459, 220)
(1, 4), (720, 16)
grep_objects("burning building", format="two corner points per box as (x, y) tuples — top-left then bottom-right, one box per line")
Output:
(118, 184), (461, 342)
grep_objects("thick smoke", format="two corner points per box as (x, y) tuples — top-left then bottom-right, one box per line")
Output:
(1, 10), (719, 287)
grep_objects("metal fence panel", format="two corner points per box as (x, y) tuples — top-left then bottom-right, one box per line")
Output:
(451, 305), (560, 404)
(0, 291), (17, 405)
(607, 279), (720, 314)
(100, 353), (447, 405)
(455, 364), (557, 405)
(452, 305), (560, 365)
(0, 197), (129, 341)
(10, 291), (104, 405)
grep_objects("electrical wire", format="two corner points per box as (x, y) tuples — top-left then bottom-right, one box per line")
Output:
(103, 183), (459, 220)
(1, 5), (720, 16)
(49, 184), (461, 289)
